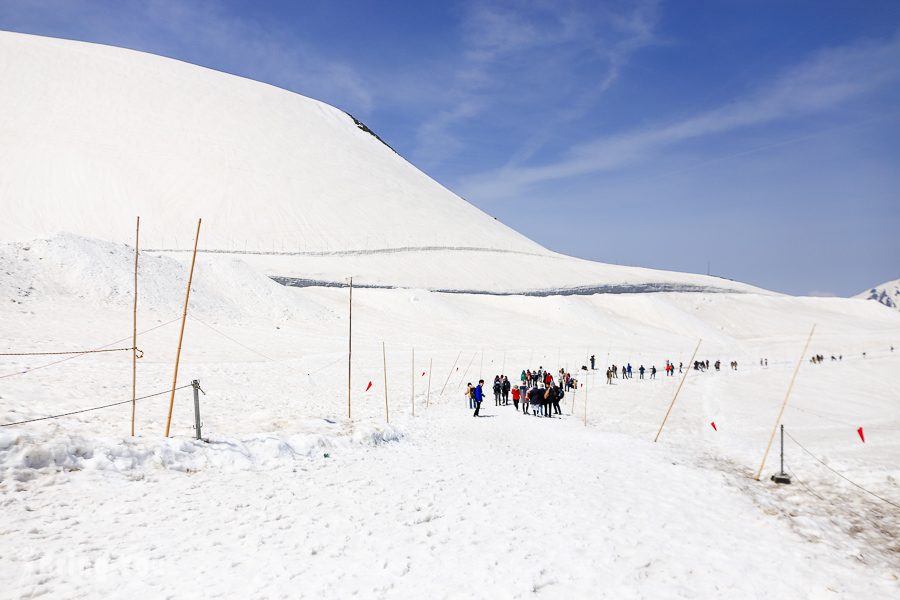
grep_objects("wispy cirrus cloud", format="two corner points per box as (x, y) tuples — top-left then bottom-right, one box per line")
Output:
(412, 0), (661, 166)
(459, 31), (900, 200)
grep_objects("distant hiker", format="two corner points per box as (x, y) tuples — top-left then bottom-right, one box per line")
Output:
(551, 383), (563, 415)
(714, 360), (721, 372)
(639, 365), (645, 379)
(502, 376), (511, 405)
(679, 362), (683, 373)
(590, 355), (596, 370)
(627, 363), (633, 379)
(511, 385), (521, 410)
(650, 366), (657, 379)
(521, 370), (527, 386)
(527, 386), (543, 416)
(493, 377), (502, 406)
(606, 367), (613, 384)
(473, 380), (485, 417)
(613, 364), (619, 378)
(465, 383), (475, 410)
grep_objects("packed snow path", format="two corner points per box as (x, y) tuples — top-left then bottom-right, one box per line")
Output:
(3, 402), (896, 599)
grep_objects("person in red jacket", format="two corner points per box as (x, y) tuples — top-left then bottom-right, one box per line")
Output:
(511, 386), (521, 410)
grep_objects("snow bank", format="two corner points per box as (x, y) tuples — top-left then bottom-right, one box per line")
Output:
(0, 421), (403, 481)
(0, 233), (334, 322)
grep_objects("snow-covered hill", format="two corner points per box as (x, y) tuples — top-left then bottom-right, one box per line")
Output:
(0, 30), (764, 295)
(856, 278), (900, 311)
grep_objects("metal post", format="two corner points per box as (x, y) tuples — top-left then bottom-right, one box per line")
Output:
(771, 424), (791, 484)
(780, 424), (785, 474)
(192, 379), (202, 440)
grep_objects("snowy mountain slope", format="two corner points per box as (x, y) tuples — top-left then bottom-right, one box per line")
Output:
(0, 31), (764, 295)
(856, 278), (900, 311)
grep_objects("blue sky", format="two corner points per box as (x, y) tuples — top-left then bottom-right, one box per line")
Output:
(2, 0), (898, 296)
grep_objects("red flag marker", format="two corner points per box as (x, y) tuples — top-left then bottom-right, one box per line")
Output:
(710, 421), (717, 431)
(365, 381), (372, 392)
(857, 427), (865, 443)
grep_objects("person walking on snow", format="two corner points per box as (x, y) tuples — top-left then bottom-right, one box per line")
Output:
(627, 363), (633, 379)
(493, 377), (502, 406)
(465, 383), (475, 410)
(639, 365), (645, 379)
(650, 365), (657, 379)
(473, 380), (485, 417)
(511, 385), (521, 410)
(501, 376), (511, 405)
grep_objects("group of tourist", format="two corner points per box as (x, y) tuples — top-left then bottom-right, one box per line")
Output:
(466, 368), (578, 418)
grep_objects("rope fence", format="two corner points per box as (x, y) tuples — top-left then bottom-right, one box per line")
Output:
(0, 384), (194, 428)
(0, 317), (181, 380)
(784, 429), (900, 511)
(0, 347), (136, 357)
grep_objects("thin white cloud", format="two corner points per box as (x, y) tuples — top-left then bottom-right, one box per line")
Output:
(412, 0), (660, 166)
(460, 32), (900, 200)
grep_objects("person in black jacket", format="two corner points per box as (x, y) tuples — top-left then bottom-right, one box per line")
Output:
(493, 376), (502, 406)
(551, 383), (563, 414)
(501, 376), (511, 405)
(527, 386), (543, 416)
(543, 384), (557, 418)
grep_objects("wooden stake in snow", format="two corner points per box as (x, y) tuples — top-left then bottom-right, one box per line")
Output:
(440, 351), (461, 397)
(583, 370), (588, 427)
(654, 338), (702, 443)
(347, 277), (353, 420)
(382, 341), (389, 423)
(426, 357), (433, 409)
(458, 351), (477, 392)
(131, 216), (139, 437)
(754, 325), (816, 481)
(164, 218), (201, 438)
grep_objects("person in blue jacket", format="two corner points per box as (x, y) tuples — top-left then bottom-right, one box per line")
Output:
(473, 379), (485, 417)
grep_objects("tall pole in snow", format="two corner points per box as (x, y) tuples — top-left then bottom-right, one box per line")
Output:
(164, 218), (201, 437)
(440, 351), (461, 397)
(382, 341), (389, 423)
(348, 277), (353, 420)
(131, 216), (139, 437)
(654, 338), (702, 443)
(426, 358), (433, 409)
(411, 347), (415, 417)
(755, 325), (816, 481)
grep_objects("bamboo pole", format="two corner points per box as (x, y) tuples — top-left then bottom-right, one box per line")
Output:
(458, 351), (477, 391)
(411, 347), (415, 417)
(382, 341), (389, 423)
(426, 358), (433, 408)
(570, 376), (577, 416)
(164, 218), (201, 437)
(654, 338), (702, 443)
(131, 216), (139, 437)
(501, 350), (506, 376)
(348, 277), (353, 420)
(754, 325), (816, 481)
(583, 370), (588, 426)
(439, 351), (461, 396)
(479, 349), (484, 381)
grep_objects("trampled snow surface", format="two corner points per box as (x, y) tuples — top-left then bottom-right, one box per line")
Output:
(1, 235), (899, 598)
